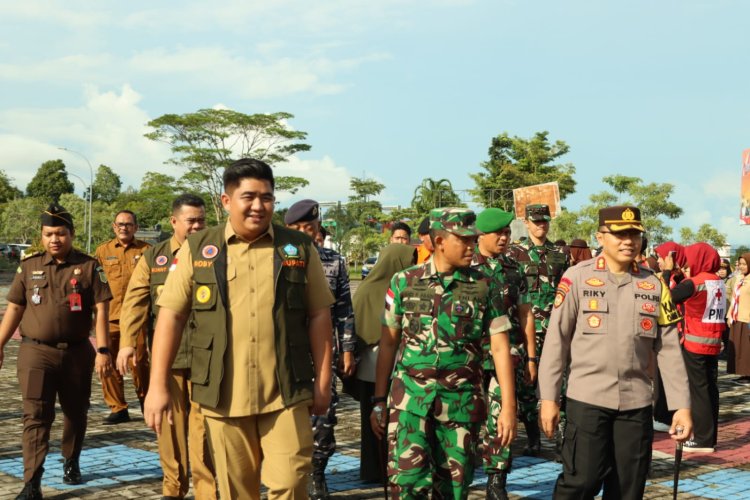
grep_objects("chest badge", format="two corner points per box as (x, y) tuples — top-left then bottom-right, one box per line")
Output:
(73, 268), (82, 275)
(283, 244), (299, 259)
(196, 285), (211, 304)
(585, 278), (605, 287)
(31, 286), (41, 305)
(201, 245), (219, 259)
(641, 318), (654, 331)
(589, 299), (599, 310)
(588, 315), (602, 328)
(642, 302), (656, 313)
(155, 255), (169, 266)
(637, 281), (656, 290)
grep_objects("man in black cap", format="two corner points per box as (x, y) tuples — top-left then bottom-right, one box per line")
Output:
(285, 199), (355, 499)
(0, 204), (112, 499)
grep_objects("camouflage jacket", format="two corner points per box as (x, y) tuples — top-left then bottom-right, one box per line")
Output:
(382, 259), (512, 423)
(507, 239), (568, 333)
(317, 246), (355, 353)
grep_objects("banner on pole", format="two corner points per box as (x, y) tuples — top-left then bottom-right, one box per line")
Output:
(513, 182), (561, 220)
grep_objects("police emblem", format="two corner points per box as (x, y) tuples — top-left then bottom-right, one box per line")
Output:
(636, 281), (656, 290)
(196, 285), (211, 304)
(201, 245), (219, 259)
(455, 303), (464, 314)
(585, 278), (605, 287)
(642, 302), (656, 313)
(640, 318), (654, 331)
(155, 255), (169, 266)
(588, 315), (601, 328)
(622, 208), (635, 221)
(554, 291), (565, 308)
(283, 243), (299, 258)
(589, 299), (599, 310)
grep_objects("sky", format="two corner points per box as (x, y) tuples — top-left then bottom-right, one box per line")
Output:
(1, 0), (749, 244)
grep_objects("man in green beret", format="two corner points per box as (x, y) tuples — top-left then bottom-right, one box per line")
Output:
(473, 208), (537, 498)
(371, 208), (517, 498)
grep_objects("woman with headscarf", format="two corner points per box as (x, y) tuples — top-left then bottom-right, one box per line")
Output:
(568, 238), (593, 266)
(666, 243), (724, 453)
(352, 243), (416, 484)
(728, 253), (750, 383)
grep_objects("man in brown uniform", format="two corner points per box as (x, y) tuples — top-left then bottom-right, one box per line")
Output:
(144, 158), (335, 499)
(118, 194), (216, 500)
(538, 205), (693, 499)
(95, 210), (151, 424)
(0, 204), (112, 500)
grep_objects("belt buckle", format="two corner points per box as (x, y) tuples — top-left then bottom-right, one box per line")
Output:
(56, 342), (69, 349)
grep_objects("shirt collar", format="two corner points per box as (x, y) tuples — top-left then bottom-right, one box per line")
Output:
(224, 221), (274, 245)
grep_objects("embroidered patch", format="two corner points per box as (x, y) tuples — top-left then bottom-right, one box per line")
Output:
(595, 257), (606, 270)
(554, 292), (565, 308)
(642, 302), (656, 313)
(588, 315), (601, 328)
(196, 285), (211, 304)
(201, 245), (219, 259)
(589, 299), (599, 310)
(96, 266), (108, 283)
(641, 318), (654, 331)
(169, 258), (178, 272)
(16, 266), (22, 274)
(194, 260), (213, 268)
(585, 278), (605, 287)
(637, 281), (656, 290)
(282, 259), (305, 268)
(283, 243), (299, 258)
(155, 255), (168, 266)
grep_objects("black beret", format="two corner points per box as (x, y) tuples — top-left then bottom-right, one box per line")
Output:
(284, 199), (320, 225)
(418, 216), (430, 235)
(40, 203), (73, 230)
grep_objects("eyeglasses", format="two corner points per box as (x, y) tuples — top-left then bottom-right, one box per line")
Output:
(115, 222), (135, 229)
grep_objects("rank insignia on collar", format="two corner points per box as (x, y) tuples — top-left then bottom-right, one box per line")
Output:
(201, 245), (219, 259)
(636, 280), (656, 290)
(283, 243), (299, 258)
(155, 255), (169, 266)
(595, 257), (606, 270)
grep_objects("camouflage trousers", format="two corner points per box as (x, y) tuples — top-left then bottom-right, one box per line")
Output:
(483, 344), (537, 474)
(311, 370), (339, 469)
(387, 408), (480, 499)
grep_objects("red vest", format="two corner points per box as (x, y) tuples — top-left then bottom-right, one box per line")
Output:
(682, 272), (725, 355)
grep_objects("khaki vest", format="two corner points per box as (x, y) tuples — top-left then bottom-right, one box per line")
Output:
(145, 239), (192, 369)
(187, 225), (315, 409)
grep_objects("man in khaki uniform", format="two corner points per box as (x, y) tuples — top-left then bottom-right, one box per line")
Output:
(118, 194), (216, 500)
(538, 205), (693, 499)
(144, 158), (335, 499)
(95, 210), (151, 424)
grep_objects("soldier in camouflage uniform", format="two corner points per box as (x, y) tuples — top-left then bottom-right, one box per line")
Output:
(507, 204), (569, 457)
(472, 208), (536, 500)
(285, 200), (356, 500)
(370, 208), (517, 499)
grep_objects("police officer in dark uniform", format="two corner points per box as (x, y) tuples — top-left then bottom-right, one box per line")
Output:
(285, 199), (355, 500)
(0, 204), (112, 500)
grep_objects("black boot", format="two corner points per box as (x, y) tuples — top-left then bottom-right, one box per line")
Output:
(63, 457), (82, 485)
(15, 470), (43, 500)
(308, 458), (330, 500)
(522, 419), (541, 456)
(486, 471), (509, 500)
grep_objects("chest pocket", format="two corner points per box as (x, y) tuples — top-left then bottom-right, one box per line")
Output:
(636, 299), (659, 338)
(192, 266), (219, 311)
(547, 253), (566, 281)
(451, 294), (482, 341)
(26, 279), (49, 305)
(581, 297), (608, 334)
(525, 264), (540, 290)
(101, 259), (121, 281)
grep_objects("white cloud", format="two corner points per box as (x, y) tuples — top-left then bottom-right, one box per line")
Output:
(274, 155), (353, 205)
(0, 2), (108, 28)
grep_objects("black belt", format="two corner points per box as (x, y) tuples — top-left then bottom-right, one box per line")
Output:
(21, 336), (87, 350)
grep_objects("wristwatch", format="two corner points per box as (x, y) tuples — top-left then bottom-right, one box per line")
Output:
(97, 347), (110, 354)
(528, 356), (540, 364)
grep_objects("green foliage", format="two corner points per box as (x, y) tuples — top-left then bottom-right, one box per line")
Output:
(26, 159), (75, 202)
(58, 193), (118, 249)
(470, 131), (576, 210)
(91, 164), (122, 204)
(341, 226), (388, 266)
(145, 108), (311, 221)
(0, 169), (22, 203)
(347, 177), (385, 223)
(0, 197), (47, 243)
(411, 178), (464, 215)
(733, 245), (750, 263)
(116, 172), (186, 230)
(680, 224), (728, 248)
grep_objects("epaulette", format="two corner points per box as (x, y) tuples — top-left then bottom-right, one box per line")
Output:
(21, 251), (44, 261)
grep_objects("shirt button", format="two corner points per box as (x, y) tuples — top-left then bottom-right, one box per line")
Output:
(251, 312), (256, 317)
(250, 337), (256, 342)
(250, 288), (255, 293)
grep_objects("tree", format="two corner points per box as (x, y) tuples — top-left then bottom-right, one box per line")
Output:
(0, 197), (47, 243)
(145, 108), (311, 221)
(26, 159), (74, 202)
(346, 177), (385, 223)
(58, 193), (118, 248)
(411, 178), (464, 215)
(470, 131), (576, 210)
(680, 224), (728, 248)
(732, 245), (750, 263)
(0, 170), (22, 203)
(91, 164), (122, 204)
(116, 172), (185, 229)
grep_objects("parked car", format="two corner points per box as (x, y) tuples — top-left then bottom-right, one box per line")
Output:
(361, 256), (378, 280)
(0, 244), (12, 259)
(1, 244), (20, 260)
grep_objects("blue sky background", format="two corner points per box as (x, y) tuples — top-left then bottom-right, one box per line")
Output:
(1, 1), (748, 243)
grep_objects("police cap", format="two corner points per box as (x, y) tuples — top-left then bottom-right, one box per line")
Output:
(598, 205), (645, 233)
(284, 199), (320, 225)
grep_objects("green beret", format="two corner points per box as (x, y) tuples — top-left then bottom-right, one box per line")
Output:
(476, 208), (514, 233)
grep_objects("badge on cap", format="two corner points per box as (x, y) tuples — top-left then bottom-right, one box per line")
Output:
(155, 255), (168, 266)
(588, 315), (601, 328)
(196, 285), (211, 304)
(622, 208), (635, 221)
(283, 244), (299, 258)
(202, 245), (219, 259)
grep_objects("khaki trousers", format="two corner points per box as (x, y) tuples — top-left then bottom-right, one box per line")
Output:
(101, 322), (149, 412)
(159, 369), (216, 498)
(204, 404), (313, 499)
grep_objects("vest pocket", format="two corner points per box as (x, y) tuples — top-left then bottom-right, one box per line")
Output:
(284, 269), (307, 310)
(190, 331), (213, 385)
(289, 337), (314, 382)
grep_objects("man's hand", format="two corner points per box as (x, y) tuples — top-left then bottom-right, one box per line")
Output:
(339, 351), (356, 378)
(310, 377), (332, 416)
(95, 353), (113, 379)
(539, 399), (561, 439)
(670, 408), (693, 443)
(370, 402), (387, 439)
(144, 384), (172, 436)
(497, 407), (518, 447)
(116, 346), (136, 376)
(525, 361), (538, 384)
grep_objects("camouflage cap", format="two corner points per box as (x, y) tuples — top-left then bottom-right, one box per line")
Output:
(429, 207), (479, 236)
(525, 204), (551, 222)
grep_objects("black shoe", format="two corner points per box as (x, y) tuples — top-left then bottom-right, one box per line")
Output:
(15, 481), (43, 500)
(486, 471), (509, 500)
(162, 497), (182, 500)
(522, 420), (541, 457)
(63, 457), (81, 485)
(309, 458), (330, 500)
(103, 409), (130, 425)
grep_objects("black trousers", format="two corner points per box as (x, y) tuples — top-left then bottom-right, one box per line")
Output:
(358, 380), (386, 484)
(554, 399), (653, 500)
(682, 349), (719, 447)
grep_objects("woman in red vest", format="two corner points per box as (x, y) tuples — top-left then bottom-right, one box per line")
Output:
(668, 242), (725, 453)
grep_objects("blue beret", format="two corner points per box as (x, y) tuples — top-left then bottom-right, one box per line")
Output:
(285, 199), (320, 225)
(476, 208), (513, 233)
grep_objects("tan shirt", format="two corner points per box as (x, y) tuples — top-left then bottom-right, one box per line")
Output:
(95, 237), (150, 322)
(157, 222), (334, 417)
(120, 236), (180, 349)
(538, 256), (690, 411)
(732, 276), (750, 323)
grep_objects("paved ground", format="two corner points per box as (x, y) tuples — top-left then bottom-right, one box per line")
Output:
(0, 272), (749, 499)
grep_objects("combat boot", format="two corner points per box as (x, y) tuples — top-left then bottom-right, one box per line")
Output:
(308, 458), (330, 500)
(63, 457), (81, 484)
(486, 471), (509, 500)
(522, 419), (541, 456)
(15, 470), (43, 500)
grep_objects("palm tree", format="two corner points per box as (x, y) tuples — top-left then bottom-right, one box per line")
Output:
(411, 178), (464, 215)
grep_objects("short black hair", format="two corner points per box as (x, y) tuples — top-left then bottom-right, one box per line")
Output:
(391, 221), (412, 237)
(115, 210), (138, 225)
(418, 217), (430, 236)
(319, 226), (328, 238)
(223, 158), (275, 193)
(172, 193), (206, 214)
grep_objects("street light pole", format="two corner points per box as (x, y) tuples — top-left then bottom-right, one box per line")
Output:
(58, 147), (94, 253)
(67, 172), (89, 251)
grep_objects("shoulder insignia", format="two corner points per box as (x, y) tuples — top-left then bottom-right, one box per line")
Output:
(201, 244), (219, 259)
(595, 256), (606, 270)
(585, 277), (605, 287)
(554, 276), (572, 308)
(16, 266), (22, 274)
(155, 255), (169, 266)
(637, 280), (656, 290)
(96, 266), (108, 283)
